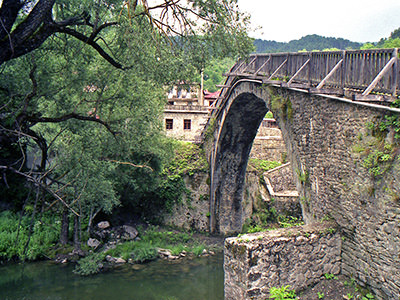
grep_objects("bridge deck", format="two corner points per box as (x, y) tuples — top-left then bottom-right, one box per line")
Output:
(218, 48), (399, 106)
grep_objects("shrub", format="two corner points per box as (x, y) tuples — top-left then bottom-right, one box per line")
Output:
(74, 253), (105, 276)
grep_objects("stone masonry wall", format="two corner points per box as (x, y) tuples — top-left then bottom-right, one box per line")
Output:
(265, 163), (296, 193)
(224, 221), (341, 300)
(207, 80), (400, 298)
(270, 87), (400, 299)
(162, 172), (210, 232)
(251, 128), (286, 161)
(163, 171), (265, 232)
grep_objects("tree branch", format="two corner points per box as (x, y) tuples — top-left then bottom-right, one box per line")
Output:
(55, 27), (126, 69)
(0, 165), (80, 216)
(26, 112), (119, 135)
(104, 159), (154, 171)
(0, 0), (24, 41)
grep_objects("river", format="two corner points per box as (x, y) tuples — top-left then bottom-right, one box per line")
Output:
(0, 252), (224, 300)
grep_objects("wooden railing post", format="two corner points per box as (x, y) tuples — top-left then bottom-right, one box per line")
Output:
(392, 48), (398, 97)
(341, 50), (346, 90)
(308, 52), (313, 86)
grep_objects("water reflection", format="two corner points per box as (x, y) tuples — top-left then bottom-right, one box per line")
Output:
(0, 253), (223, 300)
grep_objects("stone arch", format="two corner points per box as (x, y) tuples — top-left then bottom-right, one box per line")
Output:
(209, 88), (271, 234)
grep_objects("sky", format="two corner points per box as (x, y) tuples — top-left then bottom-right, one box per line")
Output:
(237, 0), (400, 43)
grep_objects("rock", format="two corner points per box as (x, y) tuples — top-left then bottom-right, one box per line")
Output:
(103, 244), (116, 252)
(87, 238), (101, 248)
(61, 258), (68, 264)
(168, 255), (179, 260)
(202, 249), (208, 255)
(105, 255), (115, 262)
(71, 249), (85, 257)
(158, 248), (172, 258)
(122, 225), (139, 240)
(115, 257), (126, 264)
(97, 221), (110, 229)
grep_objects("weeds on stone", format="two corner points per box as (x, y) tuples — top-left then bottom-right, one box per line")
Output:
(362, 293), (375, 300)
(324, 273), (338, 280)
(317, 292), (325, 299)
(268, 285), (298, 300)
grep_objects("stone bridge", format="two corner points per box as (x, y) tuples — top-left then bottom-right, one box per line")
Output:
(202, 48), (400, 299)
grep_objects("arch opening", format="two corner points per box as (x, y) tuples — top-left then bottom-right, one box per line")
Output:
(211, 92), (269, 234)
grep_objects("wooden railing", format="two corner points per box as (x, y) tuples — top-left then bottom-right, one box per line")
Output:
(222, 48), (399, 101)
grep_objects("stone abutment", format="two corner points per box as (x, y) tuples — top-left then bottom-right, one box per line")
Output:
(205, 80), (400, 298)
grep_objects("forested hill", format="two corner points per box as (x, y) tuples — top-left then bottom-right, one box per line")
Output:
(254, 34), (362, 53)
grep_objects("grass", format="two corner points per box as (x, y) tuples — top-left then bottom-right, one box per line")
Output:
(248, 159), (282, 174)
(0, 211), (60, 262)
(104, 225), (207, 262)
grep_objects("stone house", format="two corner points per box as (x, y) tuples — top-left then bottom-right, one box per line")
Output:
(163, 84), (285, 160)
(163, 84), (210, 142)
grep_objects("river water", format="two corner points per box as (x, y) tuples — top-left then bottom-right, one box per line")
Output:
(0, 253), (224, 300)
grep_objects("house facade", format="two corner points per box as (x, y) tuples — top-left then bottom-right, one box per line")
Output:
(164, 84), (211, 142)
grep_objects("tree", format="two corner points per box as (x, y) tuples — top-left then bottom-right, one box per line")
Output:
(1, 0), (254, 254)
(0, 0), (252, 67)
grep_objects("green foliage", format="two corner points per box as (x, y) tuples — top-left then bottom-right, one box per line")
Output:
(204, 116), (217, 141)
(106, 241), (158, 263)
(202, 57), (235, 92)
(265, 111), (274, 119)
(317, 292), (325, 299)
(74, 253), (105, 276)
(134, 142), (209, 216)
(362, 293), (375, 300)
(269, 285), (298, 300)
(0, 211), (60, 262)
(163, 142), (209, 177)
(296, 169), (309, 185)
(254, 34), (361, 53)
(278, 215), (304, 228)
(362, 147), (393, 177)
(105, 226), (204, 262)
(248, 159), (281, 174)
(141, 226), (192, 246)
(241, 207), (277, 233)
(1, 0), (255, 239)
(324, 273), (338, 280)
(270, 92), (293, 121)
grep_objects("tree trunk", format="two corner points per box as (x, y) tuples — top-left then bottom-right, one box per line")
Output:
(73, 214), (81, 250)
(60, 207), (69, 245)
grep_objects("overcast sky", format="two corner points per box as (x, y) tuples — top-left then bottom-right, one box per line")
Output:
(237, 0), (400, 43)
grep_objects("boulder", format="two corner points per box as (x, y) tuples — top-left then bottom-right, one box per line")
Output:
(105, 255), (115, 263)
(122, 225), (138, 240)
(87, 238), (101, 249)
(115, 257), (126, 264)
(97, 221), (110, 229)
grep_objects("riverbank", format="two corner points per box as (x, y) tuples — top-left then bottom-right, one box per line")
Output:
(56, 222), (225, 276)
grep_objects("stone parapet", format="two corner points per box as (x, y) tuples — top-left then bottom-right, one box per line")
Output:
(224, 221), (341, 300)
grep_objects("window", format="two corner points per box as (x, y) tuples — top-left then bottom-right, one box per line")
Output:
(183, 119), (191, 130)
(166, 119), (173, 130)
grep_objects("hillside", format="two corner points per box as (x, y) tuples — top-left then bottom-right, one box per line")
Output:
(254, 34), (362, 53)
